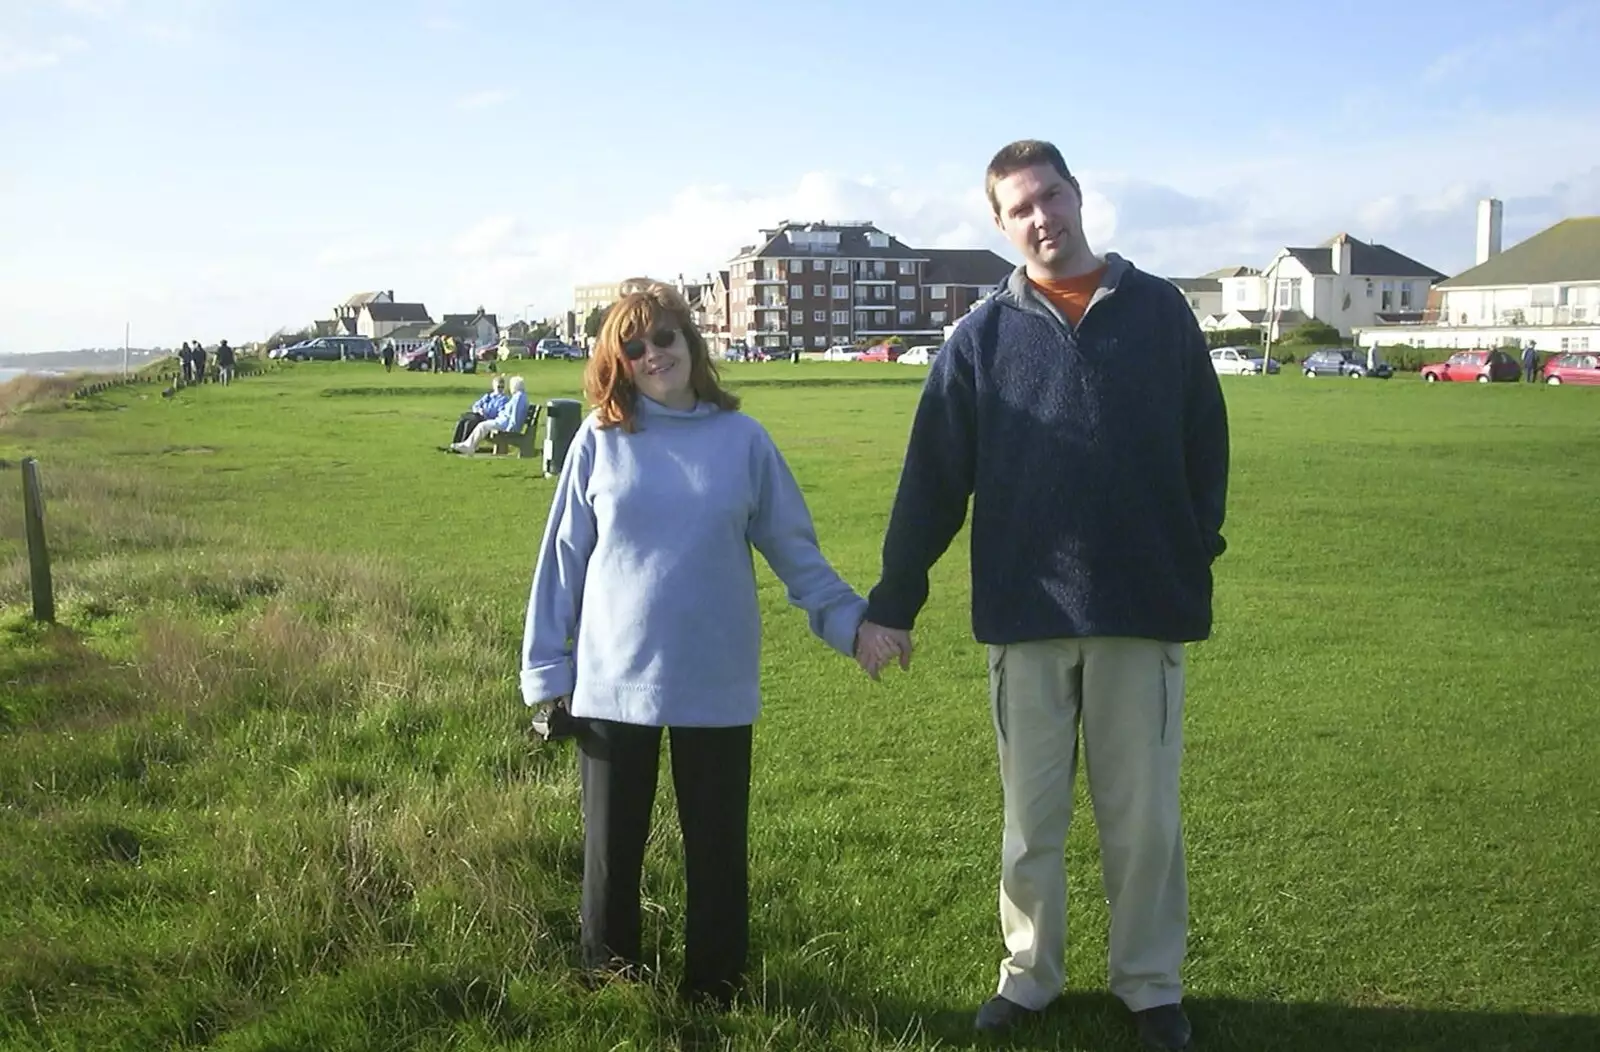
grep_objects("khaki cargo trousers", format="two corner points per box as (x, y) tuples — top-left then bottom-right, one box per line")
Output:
(988, 637), (1188, 1012)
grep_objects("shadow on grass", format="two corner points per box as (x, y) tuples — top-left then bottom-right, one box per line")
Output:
(754, 977), (1600, 1051)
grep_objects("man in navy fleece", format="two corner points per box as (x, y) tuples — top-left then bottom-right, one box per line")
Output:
(857, 140), (1228, 1051)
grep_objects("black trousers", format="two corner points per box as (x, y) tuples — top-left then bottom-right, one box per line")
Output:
(578, 718), (752, 1000)
(452, 412), (484, 444)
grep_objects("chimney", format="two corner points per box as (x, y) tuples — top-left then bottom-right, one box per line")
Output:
(1331, 233), (1352, 275)
(1476, 199), (1503, 265)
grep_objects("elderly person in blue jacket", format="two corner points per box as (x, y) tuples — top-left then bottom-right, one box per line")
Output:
(448, 375), (529, 454)
(452, 375), (509, 445)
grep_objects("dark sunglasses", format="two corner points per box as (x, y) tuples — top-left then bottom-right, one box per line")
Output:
(622, 328), (678, 361)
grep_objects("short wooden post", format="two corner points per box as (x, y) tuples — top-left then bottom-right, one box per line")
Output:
(21, 457), (54, 623)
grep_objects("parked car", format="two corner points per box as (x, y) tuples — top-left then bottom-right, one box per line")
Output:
(1419, 349), (1520, 383)
(822, 345), (860, 361)
(1301, 347), (1391, 379)
(1541, 351), (1600, 385)
(898, 345), (939, 365)
(1209, 346), (1263, 375)
(399, 346), (433, 371)
(858, 343), (902, 362)
(283, 336), (375, 362)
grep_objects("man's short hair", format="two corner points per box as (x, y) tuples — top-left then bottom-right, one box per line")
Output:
(985, 139), (1077, 215)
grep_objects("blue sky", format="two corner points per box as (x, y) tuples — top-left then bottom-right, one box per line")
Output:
(3, 0), (1598, 353)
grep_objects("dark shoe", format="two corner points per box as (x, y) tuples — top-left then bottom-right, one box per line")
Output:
(974, 994), (1040, 1033)
(1134, 1003), (1192, 1050)
(680, 978), (741, 1013)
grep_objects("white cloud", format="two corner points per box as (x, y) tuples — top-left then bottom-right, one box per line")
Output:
(1423, 4), (1597, 85)
(457, 88), (511, 110)
(0, 32), (86, 74)
(56, 0), (127, 16)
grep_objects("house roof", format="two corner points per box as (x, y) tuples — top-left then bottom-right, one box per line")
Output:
(923, 248), (1013, 286)
(431, 311), (500, 341)
(1168, 277), (1222, 293)
(1227, 308), (1310, 327)
(443, 311), (499, 328)
(1283, 236), (1445, 280)
(312, 319), (339, 337)
(1206, 266), (1259, 278)
(343, 290), (388, 307)
(365, 302), (433, 323)
(736, 221), (924, 262)
(1437, 217), (1600, 288)
(384, 322), (433, 341)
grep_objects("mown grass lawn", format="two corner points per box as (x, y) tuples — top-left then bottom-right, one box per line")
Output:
(0, 361), (1597, 1051)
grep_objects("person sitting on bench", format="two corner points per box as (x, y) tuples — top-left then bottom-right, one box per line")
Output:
(448, 375), (529, 454)
(453, 376), (508, 444)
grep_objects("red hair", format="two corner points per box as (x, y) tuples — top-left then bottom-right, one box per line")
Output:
(584, 279), (739, 432)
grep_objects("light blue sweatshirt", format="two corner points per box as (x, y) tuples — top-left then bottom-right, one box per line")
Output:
(494, 391), (529, 432)
(520, 397), (866, 727)
(472, 391), (508, 417)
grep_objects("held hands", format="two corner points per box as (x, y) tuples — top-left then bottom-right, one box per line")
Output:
(855, 620), (913, 681)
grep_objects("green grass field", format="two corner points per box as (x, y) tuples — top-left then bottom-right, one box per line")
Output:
(1, 361), (1597, 1051)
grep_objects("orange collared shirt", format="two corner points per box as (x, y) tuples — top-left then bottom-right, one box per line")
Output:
(1030, 266), (1107, 327)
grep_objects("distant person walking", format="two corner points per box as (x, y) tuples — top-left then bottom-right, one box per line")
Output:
(214, 340), (236, 386)
(431, 337), (445, 374)
(381, 340), (396, 373)
(179, 342), (194, 385)
(1522, 342), (1539, 384)
(192, 343), (208, 384)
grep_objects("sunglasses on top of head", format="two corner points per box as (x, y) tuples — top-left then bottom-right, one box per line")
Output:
(622, 328), (678, 361)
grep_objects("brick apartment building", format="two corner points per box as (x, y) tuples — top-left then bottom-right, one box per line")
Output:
(721, 221), (1013, 352)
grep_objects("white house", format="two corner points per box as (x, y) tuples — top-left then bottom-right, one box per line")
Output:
(1354, 203), (1600, 354)
(359, 301), (433, 341)
(1167, 273), (1224, 322)
(1213, 266), (1265, 316)
(1201, 237), (1443, 338)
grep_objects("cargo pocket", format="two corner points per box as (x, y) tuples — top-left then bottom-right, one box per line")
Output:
(1159, 643), (1185, 746)
(988, 645), (1009, 744)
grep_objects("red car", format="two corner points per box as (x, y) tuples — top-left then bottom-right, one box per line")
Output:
(857, 343), (903, 362)
(1541, 351), (1600, 385)
(1419, 349), (1521, 383)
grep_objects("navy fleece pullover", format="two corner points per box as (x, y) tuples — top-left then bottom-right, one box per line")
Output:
(865, 254), (1229, 645)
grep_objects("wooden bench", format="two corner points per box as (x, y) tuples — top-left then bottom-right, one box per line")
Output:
(486, 405), (542, 458)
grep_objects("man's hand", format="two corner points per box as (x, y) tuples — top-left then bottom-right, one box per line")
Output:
(855, 621), (913, 681)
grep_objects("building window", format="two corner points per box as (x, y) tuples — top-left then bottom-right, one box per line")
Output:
(791, 311), (803, 324)
(899, 310), (915, 325)
(1400, 282), (1413, 309)
(874, 261), (887, 277)
(791, 336), (804, 348)
(790, 284), (803, 298)
(813, 334), (827, 347)
(875, 311), (888, 325)
(813, 260), (825, 271)
(978, 285), (996, 297)
(899, 286), (915, 300)
(900, 261), (916, 276)
(931, 311), (947, 323)
(873, 286), (888, 302)
(833, 285), (849, 299)
(832, 260), (848, 273)
(930, 285), (947, 298)
(831, 311), (849, 325)
(1381, 280), (1395, 311)
(813, 310), (825, 322)
(1235, 284), (1247, 303)
(813, 284), (825, 297)
(1276, 278), (1301, 310)
(791, 260), (806, 276)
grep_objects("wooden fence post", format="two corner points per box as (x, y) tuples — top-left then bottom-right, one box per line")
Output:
(21, 457), (55, 623)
